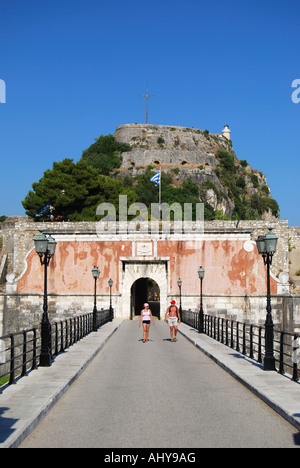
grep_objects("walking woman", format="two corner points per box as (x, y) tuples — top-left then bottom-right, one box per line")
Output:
(139, 303), (155, 343)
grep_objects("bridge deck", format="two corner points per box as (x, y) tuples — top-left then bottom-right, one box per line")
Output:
(11, 320), (300, 449)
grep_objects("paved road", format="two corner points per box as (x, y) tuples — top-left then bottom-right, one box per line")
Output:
(20, 321), (300, 448)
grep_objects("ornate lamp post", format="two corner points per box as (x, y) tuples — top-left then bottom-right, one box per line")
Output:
(198, 266), (205, 333)
(177, 279), (182, 317)
(256, 228), (278, 371)
(108, 278), (113, 321)
(92, 266), (100, 331)
(33, 233), (57, 367)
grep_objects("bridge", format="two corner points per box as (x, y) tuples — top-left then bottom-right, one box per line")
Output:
(0, 316), (299, 449)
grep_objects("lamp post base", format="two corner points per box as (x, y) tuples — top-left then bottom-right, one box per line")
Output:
(264, 311), (276, 371)
(263, 356), (276, 371)
(40, 321), (52, 367)
(93, 306), (98, 331)
(198, 309), (204, 334)
(40, 353), (52, 367)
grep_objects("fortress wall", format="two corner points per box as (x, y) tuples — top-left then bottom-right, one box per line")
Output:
(1, 292), (299, 335)
(115, 123), (231, 169)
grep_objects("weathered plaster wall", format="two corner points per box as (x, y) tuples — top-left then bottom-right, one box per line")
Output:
(17, 241), (132, 294)
(16, 238), (275, 297)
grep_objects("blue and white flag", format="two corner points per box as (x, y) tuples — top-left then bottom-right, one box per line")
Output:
(150, 170), (160, 187)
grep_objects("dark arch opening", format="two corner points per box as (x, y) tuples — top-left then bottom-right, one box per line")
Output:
(130, 278), (160, 320)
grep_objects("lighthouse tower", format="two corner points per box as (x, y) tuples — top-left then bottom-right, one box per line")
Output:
(222, 124), (231, 141)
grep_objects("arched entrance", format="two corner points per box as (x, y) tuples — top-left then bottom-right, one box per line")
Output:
(120, 259), (169, 320)
(131, 278), (160, 319)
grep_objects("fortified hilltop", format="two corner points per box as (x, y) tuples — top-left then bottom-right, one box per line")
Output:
(114, 123), (279, 220)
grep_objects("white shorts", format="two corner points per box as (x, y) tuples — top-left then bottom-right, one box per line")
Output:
(167, 316), (178, 327)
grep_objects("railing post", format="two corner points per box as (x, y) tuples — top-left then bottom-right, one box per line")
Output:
(21, 330), (28, 377)
(32, 328), (38, 370)
(65, 320), (69, 349)
(60, 321), (64, 353)
(236, 322), (240, 352)
(221, 318), (224, 344)
(70, 318), (73, 346)
(242, 323), (246, 355)
(230, 320), (234, 348)
(258, 327), (262, 363)
(250, 325), (254, 359)
(225, 320), (229, 347)
(75, 317), (78, 342)
(279, 332), (284, 375)
(9, 334), (16, 386)
(292, 334), (299, 383)
(54, 322), (59, 356)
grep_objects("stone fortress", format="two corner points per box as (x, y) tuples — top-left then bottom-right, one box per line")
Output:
(0, 124), (299, 336)
(115, 123), (273, 219)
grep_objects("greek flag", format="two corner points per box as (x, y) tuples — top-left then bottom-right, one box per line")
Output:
(150, 170), (160, 187)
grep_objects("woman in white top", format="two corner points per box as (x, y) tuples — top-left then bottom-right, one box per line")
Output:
(139, 303), (155, 343)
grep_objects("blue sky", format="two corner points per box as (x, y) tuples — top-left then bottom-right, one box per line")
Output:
(0, 0), (299, 225)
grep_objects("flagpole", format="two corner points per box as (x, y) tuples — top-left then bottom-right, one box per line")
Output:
(159, 166), (162, 219)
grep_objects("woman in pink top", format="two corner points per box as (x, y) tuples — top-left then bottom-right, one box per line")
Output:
(139, 303), (155, 343)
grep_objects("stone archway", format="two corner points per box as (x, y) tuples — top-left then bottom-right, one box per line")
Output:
(131, 278), (160, 319)
(120, 259), (169, 320)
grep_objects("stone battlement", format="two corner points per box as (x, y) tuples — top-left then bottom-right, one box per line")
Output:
(115, 123), (233, 169)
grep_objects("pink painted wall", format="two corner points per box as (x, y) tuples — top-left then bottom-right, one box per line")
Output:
(158, 240), (276, 295)
(18, 241), (132, 294)
(17, 239), (276, 295)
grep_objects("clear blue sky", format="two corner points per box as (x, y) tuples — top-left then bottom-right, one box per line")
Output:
(0, 0), (299, 225)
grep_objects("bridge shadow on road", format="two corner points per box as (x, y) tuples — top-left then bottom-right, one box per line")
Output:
(293, 430), (300, 446)
(0, 407), (18, 444)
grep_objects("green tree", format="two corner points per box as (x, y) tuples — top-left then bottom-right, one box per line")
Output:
(81, 134), (131, 176)
(217, 150), (235, 172)
(22, 158), (137, 221)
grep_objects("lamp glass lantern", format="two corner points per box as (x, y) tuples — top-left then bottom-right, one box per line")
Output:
(198, 266), (205, 279)
(33, 233), (48, 255)
(256, 235), (266, 255)
(177, 279), (182, 287)
(92, 266), (100, 279)
(47, 235), (57, 257)
(264, 229), (278, 254)
(108, 278), (113, 288)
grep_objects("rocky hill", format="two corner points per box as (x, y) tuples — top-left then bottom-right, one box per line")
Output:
(114, 124), (279, 220)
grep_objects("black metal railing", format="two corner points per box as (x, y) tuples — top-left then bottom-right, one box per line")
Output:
(181, 310), (300, 383)
(0, 328), (40, 391)
(0, 309), (113, 393)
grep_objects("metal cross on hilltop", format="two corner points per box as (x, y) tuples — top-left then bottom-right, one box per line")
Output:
(138, 84), (156, 124)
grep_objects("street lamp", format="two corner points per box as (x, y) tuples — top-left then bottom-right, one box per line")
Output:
(256, 228), (278, 371)
(198, 266), (205, 333)
(92, 266), (100, 331)
(177, 279), (182, 317)
(33, 233), (57, 367)
(108, 278), (113, 321)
